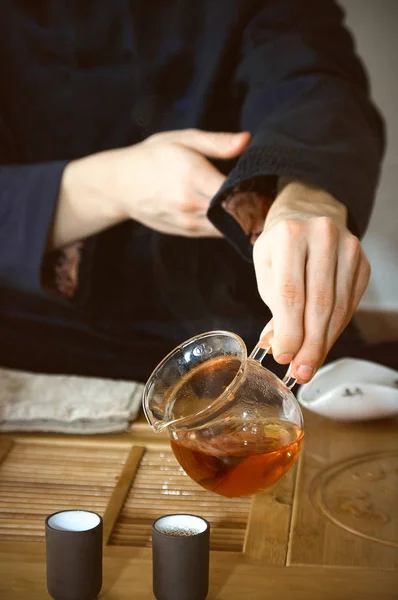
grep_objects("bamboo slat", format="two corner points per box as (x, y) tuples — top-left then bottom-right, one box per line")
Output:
(110, 448), (251, 551)
(0, 440), (129, 542)
(102, 446), (144, 544)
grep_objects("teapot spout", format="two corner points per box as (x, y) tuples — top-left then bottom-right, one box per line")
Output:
(142, 392), (180, 433)
(142, 402), (167, 433)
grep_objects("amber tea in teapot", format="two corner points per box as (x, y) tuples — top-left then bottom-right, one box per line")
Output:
(143, 332), (304, 498)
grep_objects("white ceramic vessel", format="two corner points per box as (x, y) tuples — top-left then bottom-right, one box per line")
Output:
(297, 358), (398, 421)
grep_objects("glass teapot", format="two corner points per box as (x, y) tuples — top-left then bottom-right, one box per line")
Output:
(143, 331), (304, 498)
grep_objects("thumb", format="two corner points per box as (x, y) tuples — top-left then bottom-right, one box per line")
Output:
(176, 129), (250, 158)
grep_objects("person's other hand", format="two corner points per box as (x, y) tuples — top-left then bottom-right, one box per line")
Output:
(53, 129), (249, 249)
(111, 129), (250, 237)
(253, 180), (371, 384)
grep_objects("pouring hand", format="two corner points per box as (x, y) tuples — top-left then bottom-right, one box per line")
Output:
(253, 179), (370, 384)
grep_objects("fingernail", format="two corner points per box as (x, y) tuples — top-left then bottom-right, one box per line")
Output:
(260, 332), (273, 344)
(260, 322), (273, 338)
(297, 365), (314, 380)
(275, 353), (293, 364)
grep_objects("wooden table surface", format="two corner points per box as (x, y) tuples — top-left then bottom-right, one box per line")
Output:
(0, 409), (397, 599)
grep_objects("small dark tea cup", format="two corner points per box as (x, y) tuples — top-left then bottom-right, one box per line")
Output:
(45, 509), (103, 600)
(152, 513), (210, 600)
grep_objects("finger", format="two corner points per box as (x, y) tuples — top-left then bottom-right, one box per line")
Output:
(267, 221), (307, 365)
(170, 129), (251, 159)
(193, 159), (227, 200)
(291, 218), (339, 383)
(258, 318), (274, 351)
(150, 218), (222, 238)
(326, 246), (370, 350)
(324, 234), (361, 351)
(253, 235), (273, 305)
(177, 214), (223, 238)
(199, 219), (224, 238)
(349, 249), (371, 314)
(176, 163), (226, 215)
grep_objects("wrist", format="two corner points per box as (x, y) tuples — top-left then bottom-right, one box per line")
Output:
(51, 151), (127, 250)
(266, 178), (347, 227)
(65, 150), (128, 223)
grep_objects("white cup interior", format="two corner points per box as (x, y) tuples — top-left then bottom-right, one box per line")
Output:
(48, 510), (101, 532)
(154, 514), (207, 536)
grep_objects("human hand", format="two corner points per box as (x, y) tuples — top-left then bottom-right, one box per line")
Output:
(52, 129), (249, 250)
(253, 180), (371, 384)
(112, 129), (250, 237)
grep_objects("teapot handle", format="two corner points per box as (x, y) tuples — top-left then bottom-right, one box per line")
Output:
(249, 345), (297, 390)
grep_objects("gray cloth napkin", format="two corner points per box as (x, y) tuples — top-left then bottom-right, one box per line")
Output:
(0, 368), (144, 433)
